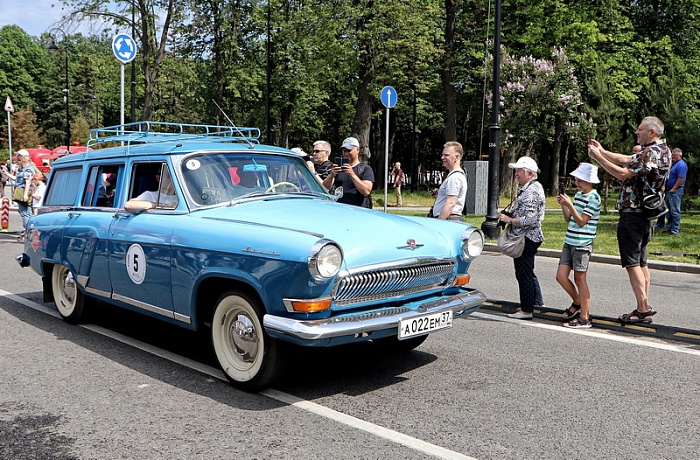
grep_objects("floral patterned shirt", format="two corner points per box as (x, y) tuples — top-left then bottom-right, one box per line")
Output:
(617, 139), (672, 210)
(511, 179), (545, 242)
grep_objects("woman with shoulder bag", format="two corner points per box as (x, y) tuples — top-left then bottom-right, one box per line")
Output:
(10, 150), (38, 242)
(499, 157), (546, 320)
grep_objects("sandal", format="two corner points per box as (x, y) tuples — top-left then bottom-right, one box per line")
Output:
(562, 303), (581, 321)
(618, 309), (657, 324)
(563, 317), (592, 329)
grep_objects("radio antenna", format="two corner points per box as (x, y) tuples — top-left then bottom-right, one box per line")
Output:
(212, 99), (255, 149)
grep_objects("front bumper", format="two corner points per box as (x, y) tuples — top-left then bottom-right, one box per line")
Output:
(263, 289), (486, 343)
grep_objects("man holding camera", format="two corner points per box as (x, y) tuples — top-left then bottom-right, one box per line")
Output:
(322, 137), (374, 207)
(587, 116), (671, 324)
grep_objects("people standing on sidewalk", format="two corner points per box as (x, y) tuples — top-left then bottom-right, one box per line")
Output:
(0, 161), (8, 199)
(392, 162), (404, 207)
(556, 163), (601, 329)
(323, 137), (374, 207)
(31, 173), (46, 215)
(9, 150), (38, 241)
(312, 140), (334, 180)
(499, 156), (546, 320)
(656, 148), (687, 235)
(428, 142), (467, 220)
(588, 116), (671, 324)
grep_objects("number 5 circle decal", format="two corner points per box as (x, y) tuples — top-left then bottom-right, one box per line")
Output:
(126, 244), (146, 284)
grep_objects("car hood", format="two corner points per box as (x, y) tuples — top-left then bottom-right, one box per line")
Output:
(195, 196), (464, 268)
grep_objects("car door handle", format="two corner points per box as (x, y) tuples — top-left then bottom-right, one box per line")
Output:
(68, 212), (81, 218)
(113, 212), (132, 219)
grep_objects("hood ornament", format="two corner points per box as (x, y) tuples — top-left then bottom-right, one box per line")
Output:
(397, 239), (423, 250)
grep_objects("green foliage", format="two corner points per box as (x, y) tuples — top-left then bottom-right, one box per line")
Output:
(0, 0), (696, 204)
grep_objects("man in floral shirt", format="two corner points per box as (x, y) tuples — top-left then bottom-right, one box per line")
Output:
(587, 116), (671, 325)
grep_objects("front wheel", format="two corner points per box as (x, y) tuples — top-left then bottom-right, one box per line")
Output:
(51, 264), (86, 324)
(211, 291), (286, 391)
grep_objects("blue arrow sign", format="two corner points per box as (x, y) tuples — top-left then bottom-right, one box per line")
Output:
(112, 33), (137, 64)
(380, 86), (397, 108)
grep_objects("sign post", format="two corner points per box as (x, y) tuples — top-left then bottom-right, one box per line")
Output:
(5, 96), (14, 163)
(112, 34), (137, 132)
(380, 86), (397, 213)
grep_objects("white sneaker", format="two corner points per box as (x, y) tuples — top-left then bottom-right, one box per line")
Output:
(507, 311), (533, 320)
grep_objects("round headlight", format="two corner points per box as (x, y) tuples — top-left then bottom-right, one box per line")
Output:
(309, 241), (343, 279)
(461, 228), (484, 260)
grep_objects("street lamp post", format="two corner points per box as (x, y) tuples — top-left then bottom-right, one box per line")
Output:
(49, 28), (70, 154)
(481, 0), (502, 239)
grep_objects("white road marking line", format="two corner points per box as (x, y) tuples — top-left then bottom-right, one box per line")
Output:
(473, 311), (700, 356)
(2, 289), (476, 460)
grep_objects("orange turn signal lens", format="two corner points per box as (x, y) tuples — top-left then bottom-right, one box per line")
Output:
(290, 299), (332, 312)
(454, 274), (471, 286)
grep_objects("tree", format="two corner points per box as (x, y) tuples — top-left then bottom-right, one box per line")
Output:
(63, 0), (180, 121)
(485, 46), (590, 194)
(3, 107), (45, 150)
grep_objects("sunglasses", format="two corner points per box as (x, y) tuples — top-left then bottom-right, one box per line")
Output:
(312, 149), (327, 153)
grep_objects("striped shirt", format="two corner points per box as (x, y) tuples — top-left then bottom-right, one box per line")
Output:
(564, 190), (601, 246)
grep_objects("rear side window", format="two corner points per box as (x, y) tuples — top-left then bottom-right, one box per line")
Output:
(43, 167), (83, 206)
(82, 164), (122, 207)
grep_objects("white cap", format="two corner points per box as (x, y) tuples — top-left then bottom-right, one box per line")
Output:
(16, 149), (30, 157)
(290, 147), (305, 155)
(570, 162), (600, 184)
(341, 137), (360, 150)
(508, 156), (539, 173)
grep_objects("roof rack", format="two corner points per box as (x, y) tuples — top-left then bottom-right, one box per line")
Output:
(87, 122), (261, 149)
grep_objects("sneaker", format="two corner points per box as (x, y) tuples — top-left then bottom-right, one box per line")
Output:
(563, 317), (592, 329)
(507, 311), (533, 320)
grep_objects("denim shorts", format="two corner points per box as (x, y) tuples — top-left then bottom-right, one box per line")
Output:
(559, 242), (593, 272)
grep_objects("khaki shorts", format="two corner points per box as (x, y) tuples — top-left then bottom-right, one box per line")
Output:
(559, 242), (593, 272)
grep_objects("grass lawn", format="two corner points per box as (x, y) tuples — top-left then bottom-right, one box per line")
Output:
(375, 189), (700, 265)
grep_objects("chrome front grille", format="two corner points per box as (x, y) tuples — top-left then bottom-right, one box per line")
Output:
(332, 259), (455, 307)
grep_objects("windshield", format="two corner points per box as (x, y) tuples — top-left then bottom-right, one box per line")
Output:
(181, 152), (326, 206)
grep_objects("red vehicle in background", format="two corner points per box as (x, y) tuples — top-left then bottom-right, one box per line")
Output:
(26, 142), (88, 173)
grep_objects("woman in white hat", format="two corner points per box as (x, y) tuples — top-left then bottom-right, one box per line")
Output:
(499, 156), (546, 319)
(556, 163), (601, 328)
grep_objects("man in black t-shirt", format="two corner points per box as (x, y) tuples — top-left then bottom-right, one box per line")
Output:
(312, 140), (334, 180)
(322, 137), (374, 207)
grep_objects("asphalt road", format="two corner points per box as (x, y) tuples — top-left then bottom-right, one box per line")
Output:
(1, 219), (699, 459)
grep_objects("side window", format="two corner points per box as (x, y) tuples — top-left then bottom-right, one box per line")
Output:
(82, 165), (122, 207)
(129, 162), (179, 210)
(43, 167), (83, 206)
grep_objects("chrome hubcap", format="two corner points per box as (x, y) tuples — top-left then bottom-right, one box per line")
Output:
(230, 314), (258, 363)
(61, 270), (76, 305)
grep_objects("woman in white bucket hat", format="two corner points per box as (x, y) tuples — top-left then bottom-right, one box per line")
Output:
(556, 163), (602, 328)
(499, 156), (546, 319)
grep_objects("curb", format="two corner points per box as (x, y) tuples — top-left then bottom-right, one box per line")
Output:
(484, 243), (700, 275)
(481, 300), (700, 346)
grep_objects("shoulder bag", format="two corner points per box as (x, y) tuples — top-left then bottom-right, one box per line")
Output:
(13, 187), (32, 204)
(497, 223), (525, 258)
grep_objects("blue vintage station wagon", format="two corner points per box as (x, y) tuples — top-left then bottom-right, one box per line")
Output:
(18, 122), (486, 390)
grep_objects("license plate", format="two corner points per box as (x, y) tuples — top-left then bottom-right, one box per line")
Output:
(398, 311), (453, 339)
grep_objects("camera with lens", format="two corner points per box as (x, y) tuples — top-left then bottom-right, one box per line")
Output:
(498, 209), (513, 229)
(302, 154), (313, 163)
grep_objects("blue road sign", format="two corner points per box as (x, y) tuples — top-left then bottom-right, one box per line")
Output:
(380, 86), (397, 108)
(112, 34), (137, 64)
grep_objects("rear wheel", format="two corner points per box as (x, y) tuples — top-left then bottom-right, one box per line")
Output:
(211, 291), (286, 391)
(51, 264), (86, 324)
(373, 334), (428, 353)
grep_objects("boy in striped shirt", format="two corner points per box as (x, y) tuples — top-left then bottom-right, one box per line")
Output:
(556, 163), (601, 328)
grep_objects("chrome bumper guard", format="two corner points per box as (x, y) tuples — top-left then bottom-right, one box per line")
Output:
(263, 289), (486, 341)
